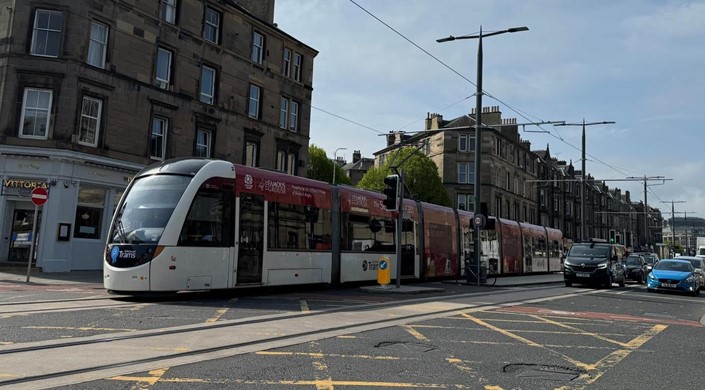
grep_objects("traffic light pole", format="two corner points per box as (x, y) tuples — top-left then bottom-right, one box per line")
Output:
(395, 171), (404, 288)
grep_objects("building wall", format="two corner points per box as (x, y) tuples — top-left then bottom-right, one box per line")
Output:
(0, 0), (316, 271)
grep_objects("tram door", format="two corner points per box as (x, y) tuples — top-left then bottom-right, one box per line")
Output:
(8, 209), (42, 263)
(236, 193), (264, 284)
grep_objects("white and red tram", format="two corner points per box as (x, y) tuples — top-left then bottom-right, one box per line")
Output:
(104, 158), (563, 293)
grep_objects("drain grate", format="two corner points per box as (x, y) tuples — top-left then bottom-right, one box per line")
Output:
(375, 341), (438, 353)
(503, 363), (582, 382)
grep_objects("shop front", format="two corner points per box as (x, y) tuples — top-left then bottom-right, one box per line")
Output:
(0, 149), (142, 272)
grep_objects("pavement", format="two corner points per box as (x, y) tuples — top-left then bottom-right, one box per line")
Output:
(0, 267), (564, 292)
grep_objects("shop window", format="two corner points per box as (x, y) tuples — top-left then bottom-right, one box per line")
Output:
(74, 187), (106, 239)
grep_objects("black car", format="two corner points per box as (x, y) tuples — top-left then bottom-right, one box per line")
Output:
(563, 240), (626, 288)
(624, 254), (647, 284)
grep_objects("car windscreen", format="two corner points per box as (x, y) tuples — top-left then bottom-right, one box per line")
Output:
(654, 261), (693, 272)
(644, 255), (657, 264)
(625, 257), (642, 266)
(568, 245), (610, 257)
(686, 259), (702, 269)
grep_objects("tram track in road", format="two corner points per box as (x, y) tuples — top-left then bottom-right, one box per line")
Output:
(0, 285), (593, 389)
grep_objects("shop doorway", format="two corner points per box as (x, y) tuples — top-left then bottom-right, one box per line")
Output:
(8, 209), (42, 263)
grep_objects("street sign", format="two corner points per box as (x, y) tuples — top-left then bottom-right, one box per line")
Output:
(30, 187), (48, 206)
(473, 214), (486, 229)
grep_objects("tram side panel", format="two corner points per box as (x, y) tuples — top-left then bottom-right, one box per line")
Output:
(518, 222), (549, 274)
(234, 166), (333, 286)
(546, 227), (564, 272)
(420, 202), (459, 279)
(499, 218), (522, 275)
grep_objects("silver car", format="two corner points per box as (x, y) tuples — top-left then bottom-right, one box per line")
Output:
(675, 256), (705, 287)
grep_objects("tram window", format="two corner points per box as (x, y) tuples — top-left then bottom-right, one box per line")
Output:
(268, 202), (331, 250)
(178, 189), (229, 247)
(342, 213), (395, 253)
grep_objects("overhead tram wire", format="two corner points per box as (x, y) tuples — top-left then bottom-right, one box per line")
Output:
(347, 1), (640, 181)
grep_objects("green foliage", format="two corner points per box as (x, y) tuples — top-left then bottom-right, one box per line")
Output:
(357, 147), (451, 206)
(307, 144), (351, 185)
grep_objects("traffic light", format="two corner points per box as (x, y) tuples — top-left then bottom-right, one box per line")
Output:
(382, 174), (400, 211)
(609, 229), (616, 243)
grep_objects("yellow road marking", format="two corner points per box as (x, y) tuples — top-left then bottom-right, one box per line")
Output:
(0, 374), (17, 378)
(300, 299), (310, 312)
(206, 298), (237, 322)
(402, 325), (429, 341)
(112, 377), (471, 387)
(336, 335), (356, 338)
(528, 315), (630, 347)
(461, 313), (595, 371)
(257, 351), (401, 360)
(110, 367), (169, 386)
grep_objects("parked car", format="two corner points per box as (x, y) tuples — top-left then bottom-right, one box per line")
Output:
(646, 259), (700, 296)
(624, 254), (647, 284)
(675, 256), (705, 287)
(563, 239), (626, 288)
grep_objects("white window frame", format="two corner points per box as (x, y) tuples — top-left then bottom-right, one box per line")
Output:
(155, 47), (173, 88)
(279, 97), (288, 129)
(293, 52), (302, 81)
(203, 6), (220, 44)
(248, 84), (261, 119)
(150, 116), (168, 160)
(19, 88), (52, 139)
(282, 48), (291, 77)
(78, 96), (102, 147)
(200, 65), (216, 104)
(457, 162), (474, 184)
(287, 152), (296, 175)
(276, 150), (286, 172)
(245, 141), (258, 167)
(195, 128), (212, 158)
(251, 31), (264, 64)
(458, 134), (468, 152)
(31, 9), (63, 57)
(289, 101), (299, 132)
(160, 0), (177, 24)
(87, 21), (109, 68)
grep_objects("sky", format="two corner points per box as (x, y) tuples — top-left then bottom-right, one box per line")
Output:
(273, 0), (705, 222)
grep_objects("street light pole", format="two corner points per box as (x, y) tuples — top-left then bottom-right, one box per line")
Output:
(332, 148), (347, 185)
(555, 120), (614, 241)
(661, 200), (685, 254)
(437, 25), (528, 285)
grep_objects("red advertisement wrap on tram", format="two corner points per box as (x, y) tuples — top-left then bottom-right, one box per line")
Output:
(104, 158), (563, 293)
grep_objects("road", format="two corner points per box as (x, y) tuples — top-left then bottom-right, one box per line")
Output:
(1, 280), (704, 389)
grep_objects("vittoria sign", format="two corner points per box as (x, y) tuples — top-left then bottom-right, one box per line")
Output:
(1, 178), (49, 197)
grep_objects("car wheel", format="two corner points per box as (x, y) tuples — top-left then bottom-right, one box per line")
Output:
(564, 280), (572, 287)
(604, 275), (613, 288)
(618, 276), (625, 288)
(647, 288), (654, 293)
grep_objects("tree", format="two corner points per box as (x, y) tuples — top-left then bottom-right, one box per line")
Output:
(357, 147), (451, 206)
(307, 144), (351, 185)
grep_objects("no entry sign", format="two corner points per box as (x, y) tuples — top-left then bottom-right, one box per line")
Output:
(30, 187), (48, 206)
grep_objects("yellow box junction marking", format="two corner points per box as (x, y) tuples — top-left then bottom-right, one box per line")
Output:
(206, 298), (237, 323)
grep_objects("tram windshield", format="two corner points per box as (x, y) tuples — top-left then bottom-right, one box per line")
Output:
(110, 175), (191, 244)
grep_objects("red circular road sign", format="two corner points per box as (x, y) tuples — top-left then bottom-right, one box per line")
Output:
(30, 187), (48, 206)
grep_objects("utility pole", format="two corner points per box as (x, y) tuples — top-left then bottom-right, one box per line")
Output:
(661, 200), (686, 254)
(626, 176), (670, 250)
(556, 120), (615, 241)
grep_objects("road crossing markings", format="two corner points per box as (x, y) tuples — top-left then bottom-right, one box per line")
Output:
(402, 325), (428, 341)
(461, 313), (596, 371)
(527, 315), (631, 348)
(206, 298), (237, 323)
(109, 367), (170, 386)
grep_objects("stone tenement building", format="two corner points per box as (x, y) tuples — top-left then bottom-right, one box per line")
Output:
(0, 0), (316, 271)
(374, 106), (663, 248)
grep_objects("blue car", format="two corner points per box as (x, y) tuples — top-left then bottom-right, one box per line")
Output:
(646, 259), (700, 296)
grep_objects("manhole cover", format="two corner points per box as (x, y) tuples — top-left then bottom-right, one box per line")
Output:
(503, 363), (582, 382)
(375, 341), (438, 353)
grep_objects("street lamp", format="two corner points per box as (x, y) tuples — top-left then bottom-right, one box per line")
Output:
(332, 148), (347, 185)
(555, 119), (614, 241)
(437, 26), (528, 285)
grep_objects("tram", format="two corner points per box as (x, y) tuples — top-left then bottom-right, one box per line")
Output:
(104, 158), (563, 293)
